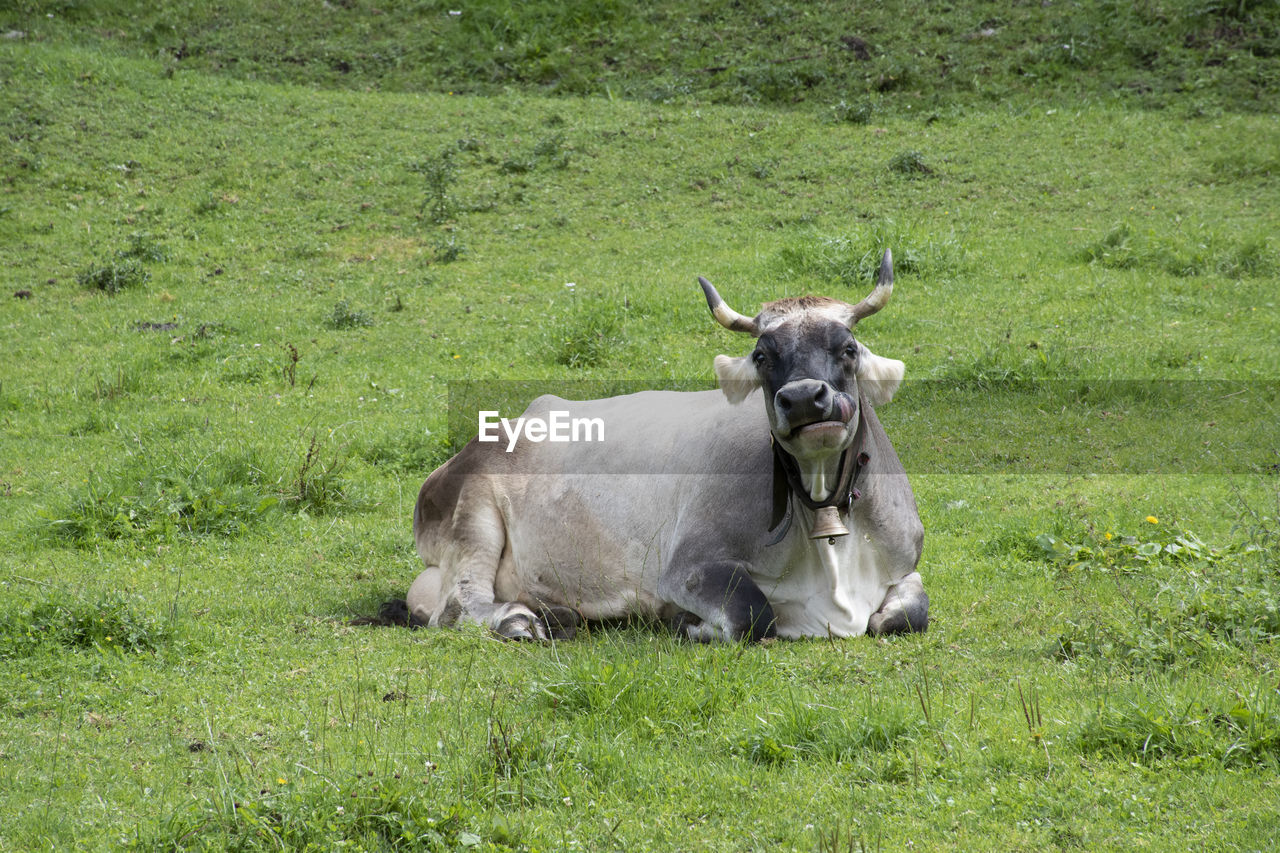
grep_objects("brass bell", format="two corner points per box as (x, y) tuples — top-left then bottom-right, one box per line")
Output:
(809, 506), (849, 542)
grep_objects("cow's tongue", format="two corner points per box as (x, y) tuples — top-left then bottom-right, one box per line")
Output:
(833, 393), (854, 424)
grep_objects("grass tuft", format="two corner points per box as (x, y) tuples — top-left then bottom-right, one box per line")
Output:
(116, 231), (169, 263)
(1209, 140), (1280, 180)
(77, 258), (149, 294)
(358, 429), (453, 475)
(553, 312), (623, 369)
(734, 697), (920, 765)
(1079, 690), (1280, 767)
(146, 773), (474, 851)
(829, 98), (875, 124)
(929, 342), (1060, 390)
(537, 642), (741, 735)
(1076, 222), (1276, 278)
(37, 453), (278, 546)
(327, 299), (375, 329)
(532, 132), (571, 169)
(775, 222), (967, 288)
(887, 149), (934, 177)
(1048, 523), (1280, 668)
(3, 590), (169, 656)
(550, 287), (627, 369)
(77, 233), (169, 293)
(734, 61), (829, 105)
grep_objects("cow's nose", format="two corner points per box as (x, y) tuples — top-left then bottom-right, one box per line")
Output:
(775, 380), (831, 421)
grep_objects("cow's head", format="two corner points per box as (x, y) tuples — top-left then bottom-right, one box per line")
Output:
(701, 250), (904, 490)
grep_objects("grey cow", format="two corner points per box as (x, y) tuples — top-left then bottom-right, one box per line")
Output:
(399, 251), (927, 641)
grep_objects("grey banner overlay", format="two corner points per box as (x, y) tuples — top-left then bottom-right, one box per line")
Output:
(446, 380), (1279, 474)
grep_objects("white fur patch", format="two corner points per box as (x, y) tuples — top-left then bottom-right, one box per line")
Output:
(713, 354), (761, 404)
(856, 343), (904, 405)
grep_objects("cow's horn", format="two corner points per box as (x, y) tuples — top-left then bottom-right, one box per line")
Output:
(699, 276), (760, 336)
(847, 249), (894, 325)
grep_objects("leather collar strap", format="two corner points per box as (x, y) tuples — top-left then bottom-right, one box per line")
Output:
(766, 395), (870, 546)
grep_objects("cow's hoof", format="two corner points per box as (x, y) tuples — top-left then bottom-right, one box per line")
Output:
(867, 606), (928, 636)
(672, 615), (729, 643)
(495, 612), (548, 642)
(537, 605), (581, 641)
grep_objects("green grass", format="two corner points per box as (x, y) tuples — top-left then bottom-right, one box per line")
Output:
(1, 3), (1279, 850)
(6, 0), (1279, 113)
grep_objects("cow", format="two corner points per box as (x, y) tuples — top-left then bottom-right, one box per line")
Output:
(394, 250), (926, 642)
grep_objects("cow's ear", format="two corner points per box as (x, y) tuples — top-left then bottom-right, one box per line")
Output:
(856, 343), (904, 406)
(714, 354), (761, 404)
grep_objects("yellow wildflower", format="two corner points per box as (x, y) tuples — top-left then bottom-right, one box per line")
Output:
(1145, 515), (1158, 524)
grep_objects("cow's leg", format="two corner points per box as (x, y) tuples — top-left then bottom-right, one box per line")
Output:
(867, 571), (928, 635)
(408, 565), (549, 640)
(410, 502), (549, 640)
(658, 560), (776, 642)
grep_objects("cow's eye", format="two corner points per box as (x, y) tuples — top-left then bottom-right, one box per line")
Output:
(752, 350), (766, 367)
(843, 344), (858, 359)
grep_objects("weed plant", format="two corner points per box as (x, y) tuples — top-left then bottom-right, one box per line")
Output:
(410, 148), (458, 225)
(432, 234), (466, 264)
(290, 433), (354, 515)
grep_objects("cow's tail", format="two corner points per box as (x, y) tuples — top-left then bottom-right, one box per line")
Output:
(348, 599), (426, 628)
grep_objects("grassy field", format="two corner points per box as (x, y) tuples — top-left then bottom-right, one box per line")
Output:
(2, 1), (1280, 850)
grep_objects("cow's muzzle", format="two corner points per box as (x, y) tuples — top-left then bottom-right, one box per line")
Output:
(774, 381), (855, 440)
